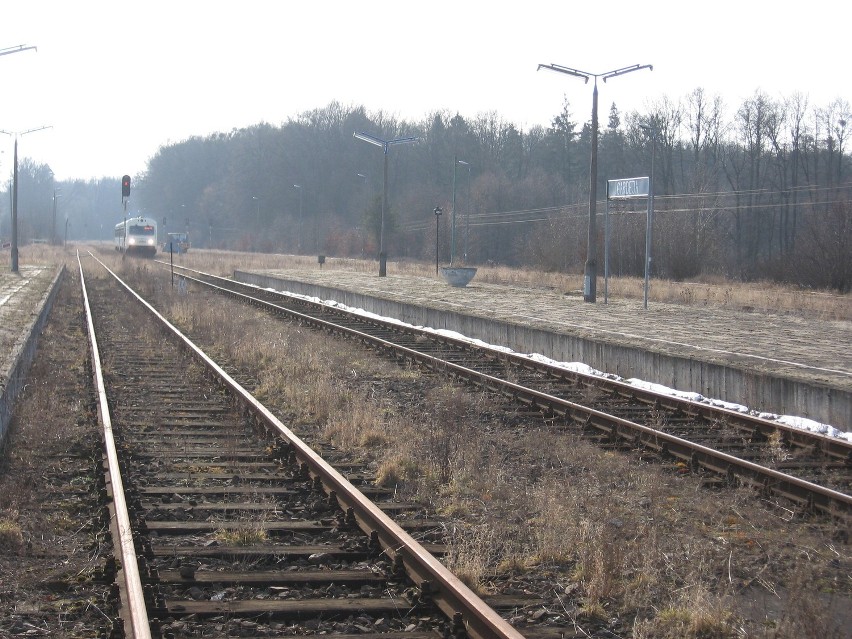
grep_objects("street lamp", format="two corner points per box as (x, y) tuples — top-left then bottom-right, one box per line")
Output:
(451, 157), (470, 264)
(538, 63), (652, 302)
(639, 121), (658, 310)
(52, 188), (62, 245)
(356, 172), (369, 214)
(353, 131), (419, 276)
(434, 206), (442, 274)
(0, 125), (52, 272)
(356, 173), (369, 256)
(292, 184), (302, 254)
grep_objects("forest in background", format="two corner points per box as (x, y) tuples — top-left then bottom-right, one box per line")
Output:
(2, 88), (850, 291)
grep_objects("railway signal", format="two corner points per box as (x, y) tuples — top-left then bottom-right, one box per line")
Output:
(121, 175), (131, 199)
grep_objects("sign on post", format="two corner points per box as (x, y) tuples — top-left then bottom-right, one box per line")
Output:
(607, 176), (649, 199)
(605, 176), (653, 308)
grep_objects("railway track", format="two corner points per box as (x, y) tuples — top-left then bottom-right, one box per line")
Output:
(81, 254), (532, 638)
(157, 261), (852, 524)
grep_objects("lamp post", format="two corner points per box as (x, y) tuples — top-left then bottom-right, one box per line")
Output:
(252, 196), (260, 226)
(451, 157), (470, 265)
(434, 206), (442, 274)
(538, 63), (652, 302)
(639, 122), (658, 310)
(357, 172), (369, 216)
(353, 131), (419, 276)
(292, 184), (302, 254)
(52, 188), (62, 245)
(0, 125), (52, 272)
(356, 173), (369, 257)
(461, 161), (472, 262)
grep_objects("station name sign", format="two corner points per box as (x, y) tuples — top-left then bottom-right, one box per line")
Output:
(607, 176), (649, 199)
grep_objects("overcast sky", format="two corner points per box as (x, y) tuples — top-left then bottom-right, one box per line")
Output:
(2, 0), (848, 182)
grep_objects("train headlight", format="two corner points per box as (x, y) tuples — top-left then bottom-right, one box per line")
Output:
(128, 238), (136, 245)
(147, 238), (154, 245)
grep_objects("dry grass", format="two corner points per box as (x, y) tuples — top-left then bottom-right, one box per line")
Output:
(0, 518), (24, 553)
(213, 525), (269, 546)
(27, 242), (849, 319)
(85, 248), (851, 638)
(161, 247), (850, 320)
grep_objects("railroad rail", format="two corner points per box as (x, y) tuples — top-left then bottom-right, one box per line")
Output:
(157, 261), (852, 523)
(82, 252), (527, 638)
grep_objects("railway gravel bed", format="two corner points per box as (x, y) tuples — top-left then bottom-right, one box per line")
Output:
(84, 264), (510, 637)
(174, 267), (852, 518)
(1, 255), (850, 639)
(0, 267), (117, 638)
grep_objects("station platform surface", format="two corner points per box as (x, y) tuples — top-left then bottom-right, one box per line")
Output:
(239, 267), (851, 429)
(0, 265), (62, 443)
(0, 266), (58, 380)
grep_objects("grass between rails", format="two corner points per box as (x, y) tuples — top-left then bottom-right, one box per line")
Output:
(93, 256), (849, 639)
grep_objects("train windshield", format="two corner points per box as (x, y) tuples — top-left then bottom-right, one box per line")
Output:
(129, 224), (156, 235)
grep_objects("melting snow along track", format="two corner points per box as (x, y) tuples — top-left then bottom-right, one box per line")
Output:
(81, 254), (529, 639)
(164, 263), (852, 525)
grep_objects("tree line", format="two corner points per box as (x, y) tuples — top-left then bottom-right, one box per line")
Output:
(2, 89), (850, 291)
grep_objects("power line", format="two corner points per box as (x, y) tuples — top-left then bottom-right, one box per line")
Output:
(399, 183), (849, 232)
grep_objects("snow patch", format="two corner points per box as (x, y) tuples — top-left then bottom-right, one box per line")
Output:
(268, 286), (849, 443)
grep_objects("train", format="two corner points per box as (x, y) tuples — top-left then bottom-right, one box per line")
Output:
(114, 216), (158, 256)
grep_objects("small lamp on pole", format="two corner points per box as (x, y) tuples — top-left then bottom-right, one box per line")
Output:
(434, 206), (442, 274)
(52, 188), (62, 246)
(292, 184), (303, 254)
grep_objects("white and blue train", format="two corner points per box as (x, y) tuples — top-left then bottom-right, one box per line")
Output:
(114, 216), (158, 256)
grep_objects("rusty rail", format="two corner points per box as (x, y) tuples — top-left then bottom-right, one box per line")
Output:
(78, 253), (152, 639)
(91, 255), (524, 638)
(163, 263), (851, 522)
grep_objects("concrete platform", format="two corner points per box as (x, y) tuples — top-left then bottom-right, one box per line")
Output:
(0, 265), (64, 448)
(235, 268), (851, 430)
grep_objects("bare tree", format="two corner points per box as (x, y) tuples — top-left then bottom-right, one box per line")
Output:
(683, 88), (727, 269)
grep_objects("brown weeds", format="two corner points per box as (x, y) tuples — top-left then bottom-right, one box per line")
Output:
(103, 249), (851, 638)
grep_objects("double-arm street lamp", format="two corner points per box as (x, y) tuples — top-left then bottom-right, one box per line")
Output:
(353, 131), (418, 276)
(0, 125), (52, 272)
(538, 63), (652, 303)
